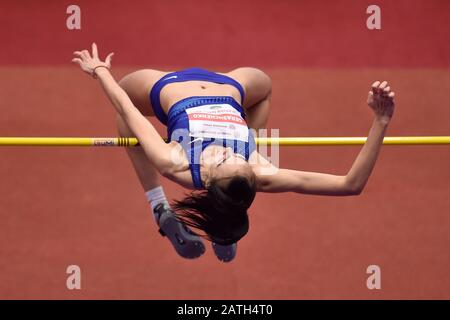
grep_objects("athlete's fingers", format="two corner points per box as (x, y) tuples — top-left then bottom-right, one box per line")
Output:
(92, 43), (99, 59)
(105, 52), (114, 67)
(372, 81), (380, 88)
(73, 51), (84, 59)
(81, 50), (91, 59)
(379, 81), (388, 90)
(71, 58), (82, 65)
(372, 81), (381, 93)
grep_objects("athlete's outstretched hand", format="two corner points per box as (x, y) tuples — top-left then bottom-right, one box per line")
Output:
(72, 43), (114, 78)
(367, 80), (395, 124)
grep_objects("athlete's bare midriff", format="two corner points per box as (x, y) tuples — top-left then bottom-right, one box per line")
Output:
(158, 73), (243, 114)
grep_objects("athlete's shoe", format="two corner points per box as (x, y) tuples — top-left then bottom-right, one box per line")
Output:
(212, 242), (237, 263)
(154, 203), (205, 259)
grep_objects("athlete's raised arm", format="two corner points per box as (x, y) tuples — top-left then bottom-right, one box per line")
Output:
(71, 43), (179, 176)
(254, 81), (395, 196)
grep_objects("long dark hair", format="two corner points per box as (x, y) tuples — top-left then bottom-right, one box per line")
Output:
(172, 175), (256, 245)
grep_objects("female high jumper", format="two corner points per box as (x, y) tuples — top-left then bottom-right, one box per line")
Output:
(72, 44), (395, 262)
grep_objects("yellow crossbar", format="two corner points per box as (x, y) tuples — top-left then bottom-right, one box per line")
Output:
(0, 136), (449, 146)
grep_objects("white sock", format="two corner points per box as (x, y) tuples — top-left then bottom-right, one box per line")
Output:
(145, 186), (169, 224)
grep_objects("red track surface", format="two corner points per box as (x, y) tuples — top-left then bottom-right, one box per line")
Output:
(0, 1), (449, 299)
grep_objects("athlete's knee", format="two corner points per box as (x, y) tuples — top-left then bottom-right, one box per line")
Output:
(256, 69), (272, 95)
(245, 67), (272, 95)
(117, 70), (143, 92)
(241, 67), (271, 83)
(118, 74), (131, 90)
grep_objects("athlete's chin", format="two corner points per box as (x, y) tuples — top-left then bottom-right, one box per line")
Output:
(215, 162), (252, 179)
